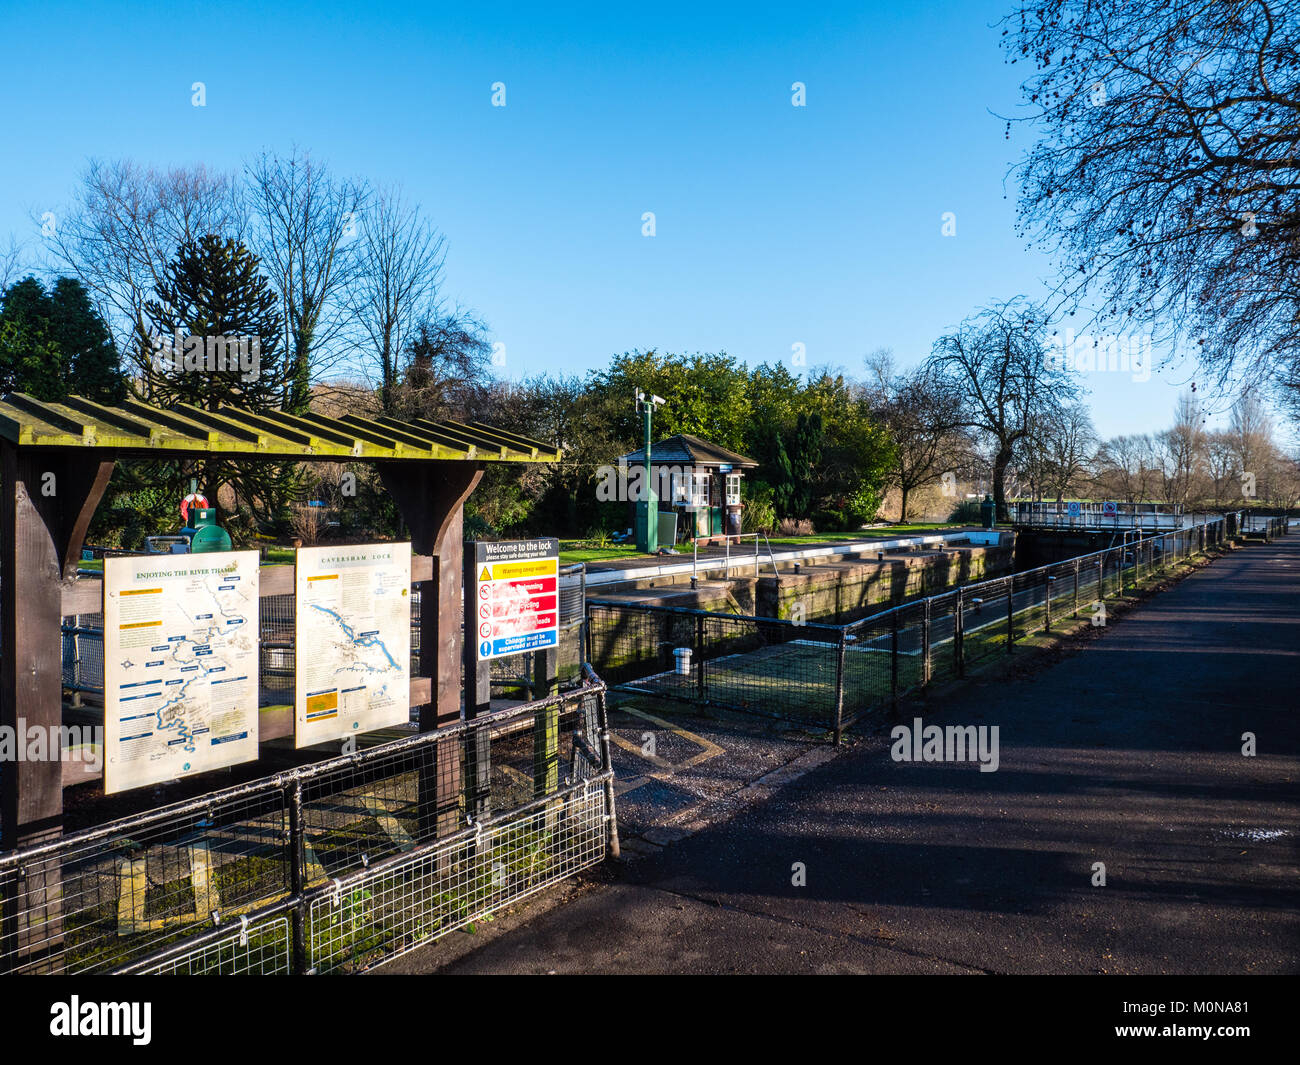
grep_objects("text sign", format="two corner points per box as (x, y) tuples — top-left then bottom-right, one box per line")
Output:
(473, 538), (560, 659)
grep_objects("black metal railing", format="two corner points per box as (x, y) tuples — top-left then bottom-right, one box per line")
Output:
(588, 517), (1241, 742)
(0, 666), (617, 975)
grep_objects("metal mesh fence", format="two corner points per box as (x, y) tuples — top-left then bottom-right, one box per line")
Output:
(589, 519), (1232, 740)
(1, 669), (616, 975)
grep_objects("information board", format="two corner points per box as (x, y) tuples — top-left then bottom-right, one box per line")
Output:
(103, 551), (260, 794)
(473, 538), (560, 660)
(294, 543), (411, 747)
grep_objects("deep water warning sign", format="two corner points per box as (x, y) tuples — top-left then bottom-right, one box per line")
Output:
(472, 538), (560, 660)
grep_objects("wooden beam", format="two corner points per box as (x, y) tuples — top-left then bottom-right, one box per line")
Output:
(1, 443), (72, 969)
(62, 555), (434, 614)
(377, 460), (483, 840)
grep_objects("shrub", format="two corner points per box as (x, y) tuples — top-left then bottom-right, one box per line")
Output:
(844, 486), (883, 527)
(776, 517), (814, 536)
(948, 499), (982, 523)
(811, 508), (845, 531)
(741, 481), (777, 533)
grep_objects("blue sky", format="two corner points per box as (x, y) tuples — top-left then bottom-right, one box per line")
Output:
(0, 0), (1234, 438)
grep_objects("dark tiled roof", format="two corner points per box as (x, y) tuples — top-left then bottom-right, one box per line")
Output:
(618, 433), (757, 468)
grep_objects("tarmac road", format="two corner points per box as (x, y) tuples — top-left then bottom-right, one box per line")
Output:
(403, 536), (1300, 974)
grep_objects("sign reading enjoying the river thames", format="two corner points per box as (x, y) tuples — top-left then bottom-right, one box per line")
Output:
(473, 538), (560, 660)
(294, 543), (411, 747)
(103, 551), (260, 794)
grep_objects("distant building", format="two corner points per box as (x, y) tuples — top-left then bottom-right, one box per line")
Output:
(618, 433), (758, 541)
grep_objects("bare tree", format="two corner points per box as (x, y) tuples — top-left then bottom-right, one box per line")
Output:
(1021, 401), (1097, 501)
(863, 349), (969, 521)
(926, 299), (1079, 519)
(389, 305), (493, 421)
(1005, 1), (1300, 411)
(0, 234), (27, 292)
(245, 148), (366, 412)
(344, 186), (447, 414)
(1095, 433), (1162, 503)
(1156, 391), (1209, 504)
(1204, 431), (1239, 506)
(45, 159), (243, 383)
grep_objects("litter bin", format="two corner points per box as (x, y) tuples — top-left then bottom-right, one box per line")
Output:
(674, 647), (692, 675)
(980, 493), (997, 530)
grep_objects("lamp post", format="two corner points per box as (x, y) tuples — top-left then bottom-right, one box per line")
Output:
(635, 390), (665, 553)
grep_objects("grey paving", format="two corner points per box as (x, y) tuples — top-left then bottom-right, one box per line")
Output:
(400, 537), (1300, 974)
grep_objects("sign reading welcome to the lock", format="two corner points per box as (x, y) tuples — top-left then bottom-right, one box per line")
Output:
(473, 538), (560, 660)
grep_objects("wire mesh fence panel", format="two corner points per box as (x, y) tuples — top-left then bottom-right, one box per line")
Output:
(698, 615), (842, 728)
(0, 786), (290, 975)
(134, 913), (293, 976)
(306, 783), (608, 974)
(2, 673), (616, 975)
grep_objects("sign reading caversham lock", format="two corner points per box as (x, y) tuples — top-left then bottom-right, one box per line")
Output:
(472, 538), (560, 660)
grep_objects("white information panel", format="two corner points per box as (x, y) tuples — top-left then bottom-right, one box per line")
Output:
(294, 543), (411, 748)
(103, 551), (260, 794)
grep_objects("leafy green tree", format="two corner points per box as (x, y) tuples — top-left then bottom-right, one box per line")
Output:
(0, 276), (127, 402)
(142, 235), (295, 531)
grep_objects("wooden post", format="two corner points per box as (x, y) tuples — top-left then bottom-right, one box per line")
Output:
(377, 460), (482, 840)
(462, 543), (491, 820)
(531, 646), (559, 798)
(1, 447), (114, 972)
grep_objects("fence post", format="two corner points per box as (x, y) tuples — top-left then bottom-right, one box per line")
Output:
(1044, 574), (1053, 633)
(289, 780), (308, 975)
(832, 630), (847, 745)
(1006, 575), (1015, 654)
(955, 588), (965, 678)
(595, 686), (621, 861)
(921, 598), (931, 687)
(1073, 558), (1080, 619)
(890, 610), (900, 710)
(695, 613), (706, 705)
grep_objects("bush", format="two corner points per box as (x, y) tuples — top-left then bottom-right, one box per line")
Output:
(776, 517), (815, 536)
(844, 486), (882, 527)
(741, 481), (777, 533)
(811, 508), (845, 531)
(948, 499), (982, 523)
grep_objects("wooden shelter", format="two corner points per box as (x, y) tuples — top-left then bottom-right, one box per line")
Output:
(0, 391), (560, 855)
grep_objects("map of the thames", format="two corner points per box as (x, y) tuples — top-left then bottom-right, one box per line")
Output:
(102, 551), (260, 794)
(294, 543), (411, 747)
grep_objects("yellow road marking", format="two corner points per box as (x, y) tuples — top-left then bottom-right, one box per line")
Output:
(610, 706), (724, 772)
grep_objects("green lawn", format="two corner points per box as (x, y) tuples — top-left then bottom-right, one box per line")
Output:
(765, 522), (964, 545)
(558, 542), (644, 564)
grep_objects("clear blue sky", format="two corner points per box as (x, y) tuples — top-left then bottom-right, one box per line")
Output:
(0, 0), (1230, 438)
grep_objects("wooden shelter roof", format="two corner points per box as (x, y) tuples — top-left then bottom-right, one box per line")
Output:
(0, 393), (560, 462)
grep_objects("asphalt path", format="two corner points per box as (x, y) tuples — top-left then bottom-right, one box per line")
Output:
(412, 536), (1300, 974)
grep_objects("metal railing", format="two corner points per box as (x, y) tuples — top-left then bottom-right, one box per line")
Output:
(588, 517), (1237, 742)
(0, 666), (618, 975)
(690, 532), (780, 583)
